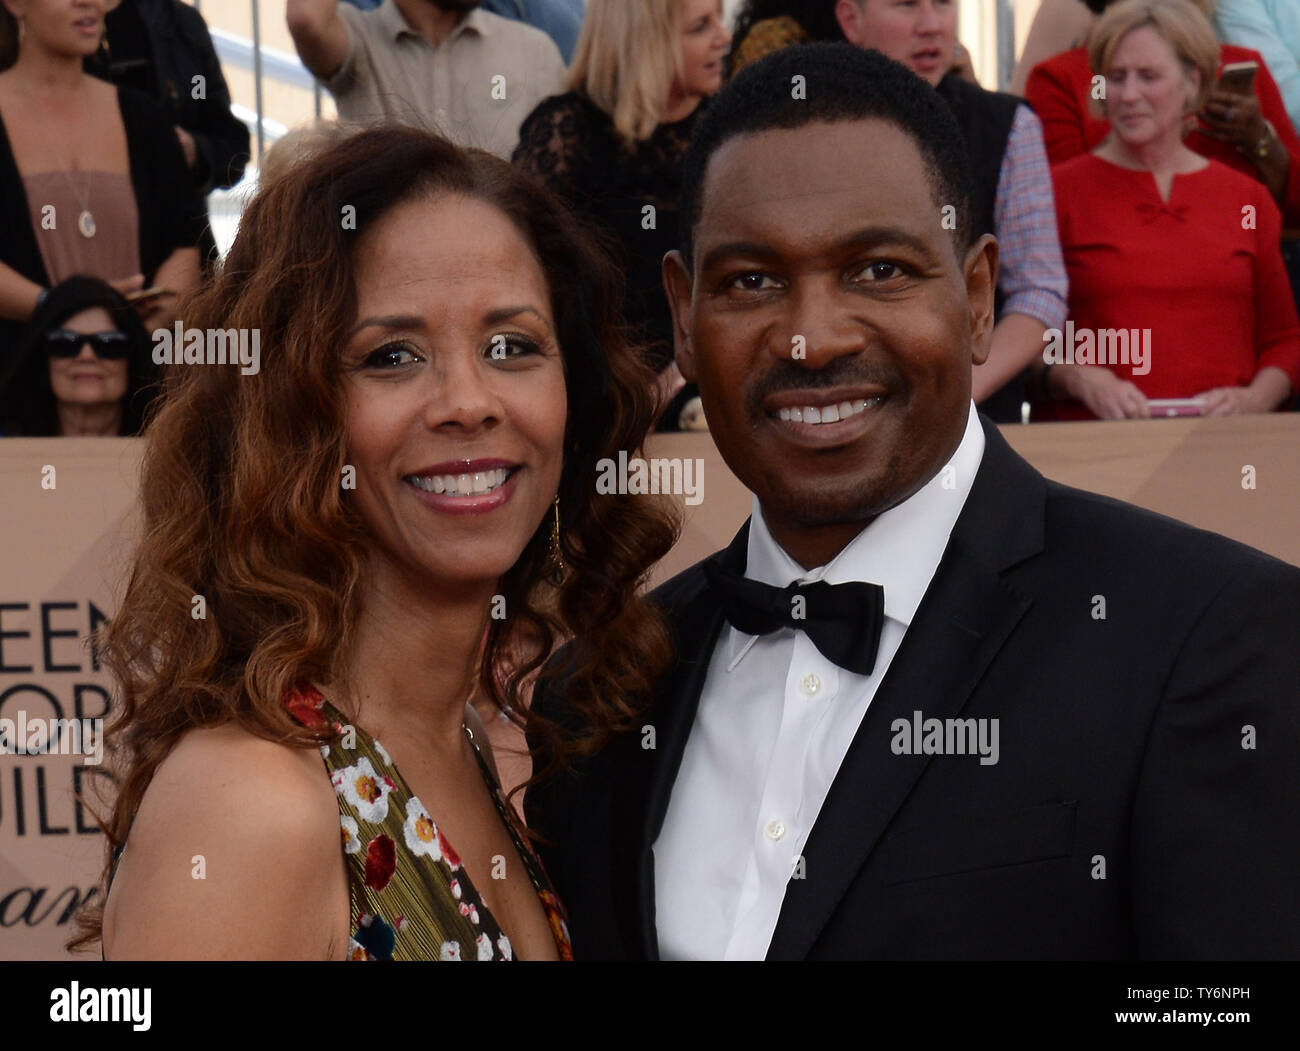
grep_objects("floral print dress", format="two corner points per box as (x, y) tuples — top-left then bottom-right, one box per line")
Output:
(285, 685), (573, 961)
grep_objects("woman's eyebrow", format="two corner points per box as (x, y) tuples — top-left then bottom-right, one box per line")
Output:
(482, 305), (553, 332)
(346, 314), (426, 340)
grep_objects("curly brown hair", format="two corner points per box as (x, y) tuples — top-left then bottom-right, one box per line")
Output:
(68, 125), (680, 954)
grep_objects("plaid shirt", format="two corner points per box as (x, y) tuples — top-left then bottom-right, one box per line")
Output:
(994, 105), (1069, 331)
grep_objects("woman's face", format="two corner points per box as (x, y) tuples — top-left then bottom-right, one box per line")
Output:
(341, 193), (568, 592)
(5, 0), (110, 58)
(674, 0), (731, 99)
(47, 306), (130, 411)
(1104, 25), (1200, 148)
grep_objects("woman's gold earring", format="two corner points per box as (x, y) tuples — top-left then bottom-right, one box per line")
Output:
(547, 495), (566, 584)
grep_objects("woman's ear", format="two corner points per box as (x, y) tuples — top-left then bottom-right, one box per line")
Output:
(1184, 65), (1203, 113)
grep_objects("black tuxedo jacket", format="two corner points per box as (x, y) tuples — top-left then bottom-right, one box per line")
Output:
(525, 416), (1300, 959)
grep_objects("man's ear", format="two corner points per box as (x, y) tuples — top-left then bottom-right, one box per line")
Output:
(964, 233), (998, 367)
(662, 249), (697, 381)
(835, 0), (867, 47)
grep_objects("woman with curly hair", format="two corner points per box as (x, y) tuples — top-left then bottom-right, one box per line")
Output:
(725, 0), (845, 78)
(75, 125), (680, 961)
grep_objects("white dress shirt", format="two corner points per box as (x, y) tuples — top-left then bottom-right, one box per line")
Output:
(653, 402), (987, 960)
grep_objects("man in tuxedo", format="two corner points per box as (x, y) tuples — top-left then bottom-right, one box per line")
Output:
(525, 43), (1300, 959)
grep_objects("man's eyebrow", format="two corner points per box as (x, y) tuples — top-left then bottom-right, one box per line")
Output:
(346, 305), (551, 341)
(698, 226), (938, 273)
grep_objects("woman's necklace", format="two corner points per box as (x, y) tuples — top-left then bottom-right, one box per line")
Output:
(13, 78), (97, 237)
(63, 164), (96, 239)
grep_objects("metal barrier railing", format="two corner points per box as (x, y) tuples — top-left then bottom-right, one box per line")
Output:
(208, 27), (322, 155)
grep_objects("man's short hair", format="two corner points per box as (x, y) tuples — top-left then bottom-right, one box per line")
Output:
(678, 42), (975, 269)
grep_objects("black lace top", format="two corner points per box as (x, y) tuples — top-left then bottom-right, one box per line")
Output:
(512, 91), (707, 376)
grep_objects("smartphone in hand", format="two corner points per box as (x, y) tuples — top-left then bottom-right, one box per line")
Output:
(1217, 61), (1258, 96)
(124, 286), (170, 307)
(1146, 398), (1206, 418)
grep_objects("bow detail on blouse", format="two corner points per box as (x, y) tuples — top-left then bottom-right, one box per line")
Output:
(1136, 200), (1190, 223)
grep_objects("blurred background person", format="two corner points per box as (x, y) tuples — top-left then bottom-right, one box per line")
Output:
(481, 0), (583, 63)
(725, 0), (842, 76)
(513, 0), (730, 432)
(1010, 0), (1096, 94)
(0, 273), (157, 436)
(1213, 0), (1300, 138)
(836, 0), (1070, 424)
(287, 0), (566, 159)
(341, 0), (583, 62)
(86, 0), (250, 268)
(256, 117), (359, 188)
(726, 0), (977, 83)
(1043, 0), (1300, 419)
(1025, 0), (1300, 225)
(0, 0), (203, 359)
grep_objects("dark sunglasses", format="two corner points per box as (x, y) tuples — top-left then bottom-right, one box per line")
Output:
(44, 329), (132, 359)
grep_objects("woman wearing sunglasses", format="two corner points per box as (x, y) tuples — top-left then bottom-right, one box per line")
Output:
(0, 273), (158, 435)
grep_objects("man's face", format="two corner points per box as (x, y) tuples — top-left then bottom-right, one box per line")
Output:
(837, 0), (957, 87)
(663, 118), (995, 568)
(428, 0), (479, 12)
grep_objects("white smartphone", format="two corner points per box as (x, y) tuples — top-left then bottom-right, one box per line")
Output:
(1146, 398), (1207, 418)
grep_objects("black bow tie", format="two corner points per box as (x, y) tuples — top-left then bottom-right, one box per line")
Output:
(702, 524), (885, 676)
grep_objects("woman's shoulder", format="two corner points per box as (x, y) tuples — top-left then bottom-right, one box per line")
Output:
(523, 91), (601, 130)
(1191, 156), (1281, 213)
(164, 718), (329, 781)
(126, 722), (339, 882)
(515, 92), (608, 175)
(1034, 44), (1089, 81)
(126, 723), (338, 879)
(1217, 42), (1262, 69)
(1052, 150), (1106, 185)
(104, 721), (344, 958)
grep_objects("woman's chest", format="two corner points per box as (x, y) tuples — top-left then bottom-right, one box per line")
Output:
(0, 91), (130, 176)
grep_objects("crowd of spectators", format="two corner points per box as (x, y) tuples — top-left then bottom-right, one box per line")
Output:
(2, 0), (1297, 433)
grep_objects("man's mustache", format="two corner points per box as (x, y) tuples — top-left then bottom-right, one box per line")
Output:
(745, 357), (907, 418)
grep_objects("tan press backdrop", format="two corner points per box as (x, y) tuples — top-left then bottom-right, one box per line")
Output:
(2, 415), (1298, 959)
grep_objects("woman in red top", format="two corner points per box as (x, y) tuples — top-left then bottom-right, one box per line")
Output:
(1044, 0), (1300, 420)
(1026, 0), (1300, 225)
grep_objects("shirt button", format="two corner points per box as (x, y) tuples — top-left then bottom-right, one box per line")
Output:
(800, 673), (821, 696)
(765, 819), (787, 841)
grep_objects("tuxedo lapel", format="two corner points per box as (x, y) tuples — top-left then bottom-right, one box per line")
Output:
(766, 419), (1046, 960)
(632, 520), (748, 958)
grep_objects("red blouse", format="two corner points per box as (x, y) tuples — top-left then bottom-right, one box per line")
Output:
(1048, 153), (1300, 420)
(1026, 45), (1300, 226)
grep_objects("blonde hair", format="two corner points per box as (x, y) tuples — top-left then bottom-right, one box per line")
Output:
(566, 0), (691, 143)
(1089, 0), (1221, 114)
(259, 119), (362, 187)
